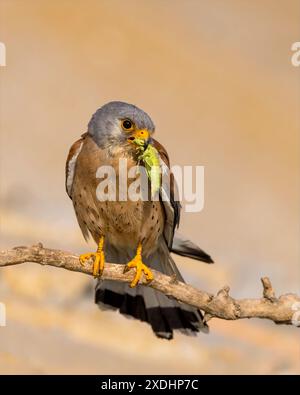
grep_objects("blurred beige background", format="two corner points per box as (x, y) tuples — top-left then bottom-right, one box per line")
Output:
(0, 0), (299, 374)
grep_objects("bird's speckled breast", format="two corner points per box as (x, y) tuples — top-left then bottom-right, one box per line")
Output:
(71, 136), (164, 257)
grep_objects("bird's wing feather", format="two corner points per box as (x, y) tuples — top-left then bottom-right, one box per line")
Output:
(171, 232), (214, 263)
(65, 133), (87, 198)
(152, 138), (181, 249)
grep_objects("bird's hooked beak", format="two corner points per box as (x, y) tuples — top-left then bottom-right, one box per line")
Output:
(127, 129), (150, 148)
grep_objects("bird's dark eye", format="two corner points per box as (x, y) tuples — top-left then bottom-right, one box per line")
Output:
(122, 119), (133, 130)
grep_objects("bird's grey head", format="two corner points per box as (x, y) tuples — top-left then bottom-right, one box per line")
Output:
(88, 101), (155, 149)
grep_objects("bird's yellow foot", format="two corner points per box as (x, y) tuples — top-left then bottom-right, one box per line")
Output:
(124, 243), (154, 288)
(79, 236), (105, 278)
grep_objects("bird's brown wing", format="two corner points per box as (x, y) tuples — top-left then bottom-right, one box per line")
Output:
(152, 139), (213, 264)
(65, 133), (95, 241)
(65, 133), (87, 198)
(152, 138), (181, 249)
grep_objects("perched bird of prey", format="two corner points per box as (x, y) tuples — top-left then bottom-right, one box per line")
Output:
(66, 101), (213, 339)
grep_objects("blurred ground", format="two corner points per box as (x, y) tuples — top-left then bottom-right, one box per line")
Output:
(0, 0), (299, 374)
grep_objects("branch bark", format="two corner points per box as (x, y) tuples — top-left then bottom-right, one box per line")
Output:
(0, 243), (299, 326)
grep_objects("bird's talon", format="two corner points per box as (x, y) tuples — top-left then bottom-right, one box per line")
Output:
(79, 253), (94, 266)
(125, 256), (154, 288)
(79, 246), (105, 278)
(145, 271), (154, 284)
(123, 265), (130, 274)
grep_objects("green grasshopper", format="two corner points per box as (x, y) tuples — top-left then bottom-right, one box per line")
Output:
(133, 138), (161, 198)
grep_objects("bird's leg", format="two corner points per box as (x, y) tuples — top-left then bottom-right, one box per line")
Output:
(124, 243), (154, 288)
(79, 236), (105, 278)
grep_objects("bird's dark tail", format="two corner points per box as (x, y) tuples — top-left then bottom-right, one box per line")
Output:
(95, 240), (208, 340)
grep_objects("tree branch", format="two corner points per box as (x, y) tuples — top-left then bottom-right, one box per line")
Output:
(0, 243), (299, 326)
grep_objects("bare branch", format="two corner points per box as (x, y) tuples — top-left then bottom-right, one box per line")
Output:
(261, 276), (277, 302)
(0, 243), (299, 326)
